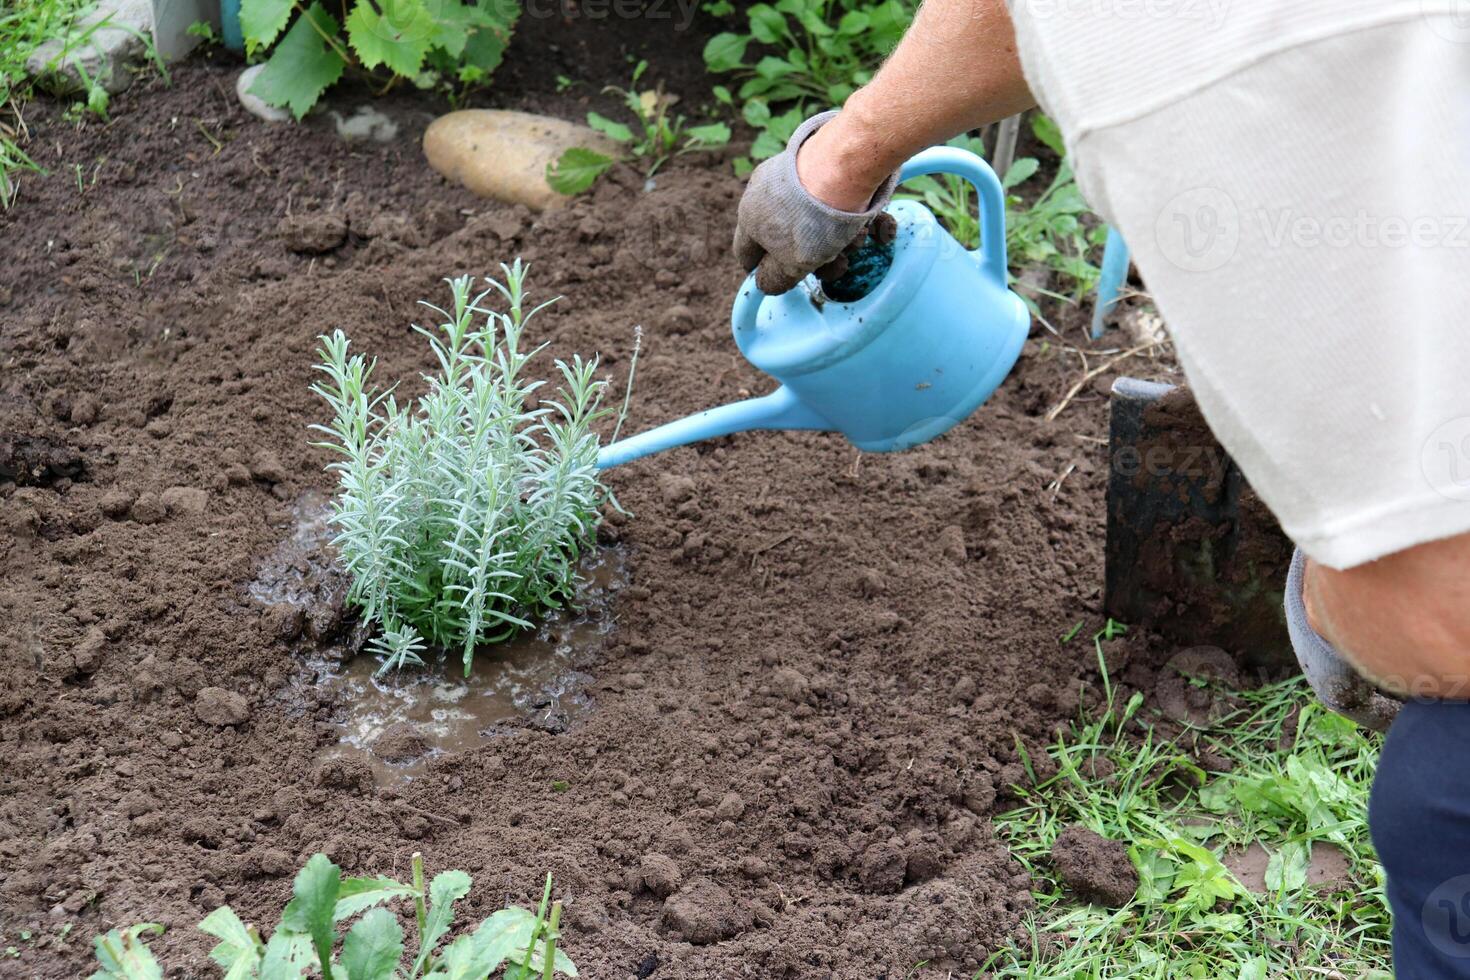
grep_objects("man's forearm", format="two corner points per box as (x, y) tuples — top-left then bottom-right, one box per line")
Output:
(1304, 532), (1470, 699)
(797, 0), (1035, 211)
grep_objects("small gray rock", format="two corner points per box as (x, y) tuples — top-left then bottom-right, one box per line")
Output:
(236, 64), (291, 124)
(27, 0), (151, 95)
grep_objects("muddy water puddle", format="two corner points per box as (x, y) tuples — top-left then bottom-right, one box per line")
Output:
(252, 493), (626, 784)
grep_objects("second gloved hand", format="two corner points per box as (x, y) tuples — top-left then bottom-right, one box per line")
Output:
(1286, 549), (1402, 732)
(733, 110), (898, 295)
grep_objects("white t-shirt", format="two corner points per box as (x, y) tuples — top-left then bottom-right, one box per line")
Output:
(1008, 0), (1470, 568)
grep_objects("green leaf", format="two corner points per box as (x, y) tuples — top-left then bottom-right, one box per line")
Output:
(239, 0), (293, 48)
(412, 870), (473, 975)
(91, 924), (165, 980)
(751, 128), (785, 160)
(346, 0), (435, 77)
(684, 122), (731, 147)
(824, 81), (853, 104)
(1128, 844), (1176, 904)
(199, 907), (263, 979)
(791, 5), (832, 37)
(732, 156), (754, 178)
(422, 0), (472, 57)
(1002, 157), (1040, 189)
(546, 148), (614, 196)
(837, 9), (869, 34)
(585, 111), (634, 144)
(1031, 112), (1066, 157)
(746, 4), (785, 43)
(259, 929), (317, 976)
(460, 8), (512, 73)
(741, 99), (771, 127)
(334, 876), (419, 922)
(702, 32), (748, 72)
(247, 3), (347, 120)
(753, 55), (795, 80)
(1236, 958), (1269, 980)
(525, 940), (579, 977)
(711, 84), (732, 104)
(703, 0), (735, 14)
(431, 907), (537, 979)
(1264, 840), (1310, 892)
(281, 853), (342, 980)
(340, 908), (403, 980)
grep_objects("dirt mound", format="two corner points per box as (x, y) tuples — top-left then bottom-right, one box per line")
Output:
(0, 47), (1168, 979)
(1050, 825), (1138, 907)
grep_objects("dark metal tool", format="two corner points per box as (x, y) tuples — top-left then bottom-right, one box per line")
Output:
(1104, 378), (1294, 670)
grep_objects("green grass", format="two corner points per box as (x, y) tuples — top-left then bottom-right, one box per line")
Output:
(979, 627), (1392, 979)
(0, 0), (121, 208)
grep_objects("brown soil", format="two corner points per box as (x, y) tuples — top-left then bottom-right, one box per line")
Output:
(1049, 825), (1138, 908)
(0, 35), (1178, 980)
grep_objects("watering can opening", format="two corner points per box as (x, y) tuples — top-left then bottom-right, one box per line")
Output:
(820, 213), (899, 304)
(596, 145), (1031, 471)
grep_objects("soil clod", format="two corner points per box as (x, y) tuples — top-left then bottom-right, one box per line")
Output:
(661, 878), (752, 945)
(371, 722), (432, 763)
(636, 853), (683, 898)
(278, 212), (348, 254)
(0, 432), (83, 486)
(194, 687), (252, 727)
(1050, 825), (1138, 907)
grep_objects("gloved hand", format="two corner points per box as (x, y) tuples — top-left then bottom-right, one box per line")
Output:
(1286, 548), (1402, 732)
(733, 110), (899, 295)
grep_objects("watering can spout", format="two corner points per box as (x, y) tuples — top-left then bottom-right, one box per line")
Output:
(597, 387), (830, 469)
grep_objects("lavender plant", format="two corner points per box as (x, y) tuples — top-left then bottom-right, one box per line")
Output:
(312, 262), (623, 676)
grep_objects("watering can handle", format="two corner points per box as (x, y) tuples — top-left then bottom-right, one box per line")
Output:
(732, 145), (1010, 337)
(898, 145), (1009, 290)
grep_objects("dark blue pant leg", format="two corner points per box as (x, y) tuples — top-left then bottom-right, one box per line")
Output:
(1371, 700), (1470, 978)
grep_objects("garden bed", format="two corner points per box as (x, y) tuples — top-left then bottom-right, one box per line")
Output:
(0, 26), (1183, 979)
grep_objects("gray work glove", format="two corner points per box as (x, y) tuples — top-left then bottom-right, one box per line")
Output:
(733, 110), (899, 294)
(1285, 548), (1402, 732)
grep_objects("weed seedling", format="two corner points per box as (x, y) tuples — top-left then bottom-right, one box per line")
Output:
(547, 60), (730, 195)
(91, 853), (578, 979)
(312, 262), (631, 676)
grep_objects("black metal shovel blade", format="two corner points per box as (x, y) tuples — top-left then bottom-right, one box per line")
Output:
(1104, 378), (1294, 670)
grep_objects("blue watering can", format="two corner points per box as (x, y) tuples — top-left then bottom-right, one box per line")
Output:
(596, 145), (1031, 469)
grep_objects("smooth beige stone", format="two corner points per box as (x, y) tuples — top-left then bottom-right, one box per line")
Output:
(422, 109), (621, 211)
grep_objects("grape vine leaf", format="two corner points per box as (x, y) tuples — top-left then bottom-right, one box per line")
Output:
(238, 0), (293, 48)
(346, 0), (435, 77)
(546, 148), (615, 196)
(247, 2), (347, 120)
